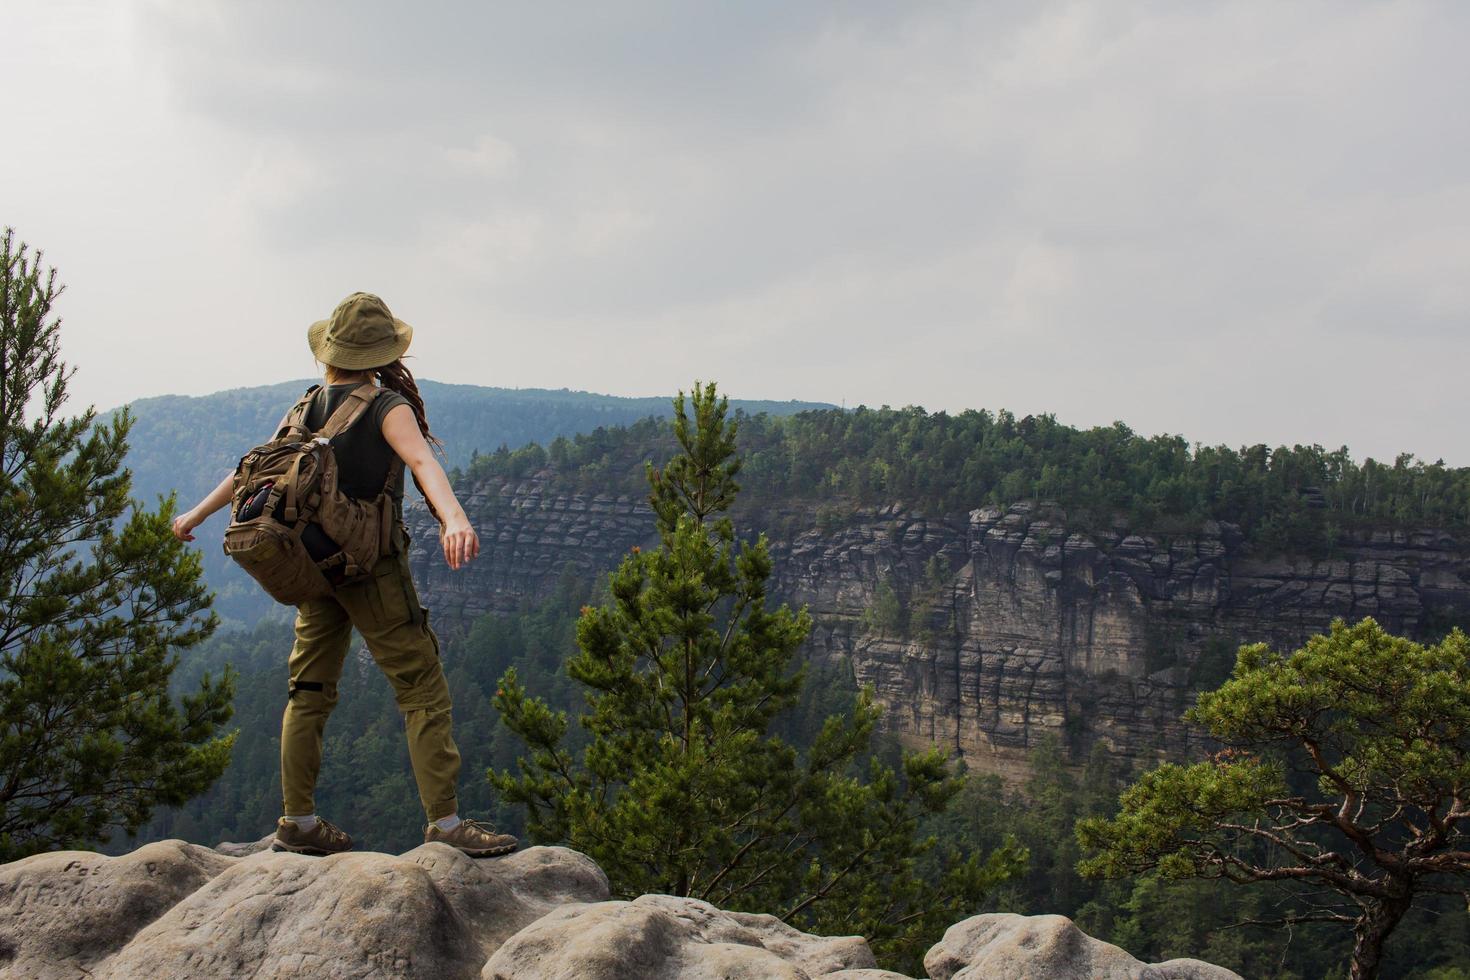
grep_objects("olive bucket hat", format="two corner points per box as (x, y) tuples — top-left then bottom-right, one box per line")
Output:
(307, 292), (413, 370)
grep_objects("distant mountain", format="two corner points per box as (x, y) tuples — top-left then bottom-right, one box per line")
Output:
(106, 379), (830, 625)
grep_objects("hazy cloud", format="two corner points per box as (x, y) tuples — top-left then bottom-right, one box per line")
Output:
(2, 0), (1466, 462)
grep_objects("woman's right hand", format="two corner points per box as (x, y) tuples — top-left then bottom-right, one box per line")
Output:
(172, 510), (200, 542)
(439, 515), (480, 571)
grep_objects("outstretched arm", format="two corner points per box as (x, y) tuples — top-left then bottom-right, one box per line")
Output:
(381, 403), (480, 571)
(172, 473), (235, 541)
(171, 408), (290, 542)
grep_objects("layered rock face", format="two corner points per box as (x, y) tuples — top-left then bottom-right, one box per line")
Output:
(408, 478), (1470, 777)
(780, 502), (1469, 779)
(409, 482), (652, 625)
(0, 840), (1240, 979)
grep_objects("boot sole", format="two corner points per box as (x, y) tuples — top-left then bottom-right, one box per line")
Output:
(431, 841), (518, 858)
(270, 839), (352, 857)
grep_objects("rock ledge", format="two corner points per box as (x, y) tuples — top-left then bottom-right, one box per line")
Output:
(0, 840), (1241, 979)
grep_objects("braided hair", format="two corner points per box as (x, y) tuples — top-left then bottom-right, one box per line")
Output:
(374, 359), (443, 452)
(322, 359), (442, 453)
(321, 358), (446, 524)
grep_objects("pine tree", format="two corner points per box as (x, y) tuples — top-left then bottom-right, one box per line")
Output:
(0, 229), (235, 859)
(492, 381), (1022, 971)
(1078, 618), (1470, 980)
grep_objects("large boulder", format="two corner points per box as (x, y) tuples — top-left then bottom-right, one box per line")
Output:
(95, 844), (607, 979)
(924, 913), (1243, 980)
(0, 839), (233, 980)
(483, 894), (880, 980)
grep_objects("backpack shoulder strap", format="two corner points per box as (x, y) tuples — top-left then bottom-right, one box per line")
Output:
(316, 385), (445, 529)
(314, 381), (385, 440)
(275, 384), (321, 442)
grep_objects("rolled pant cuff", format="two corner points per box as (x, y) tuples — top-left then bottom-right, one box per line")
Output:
(425, 797), (459, 822)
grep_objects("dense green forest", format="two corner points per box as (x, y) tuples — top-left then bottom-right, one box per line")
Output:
(137, 567), (866, 853)
(134, 583), (1470, 978)
(469, 405), (1470, 552)
(110, 380), (826, 624)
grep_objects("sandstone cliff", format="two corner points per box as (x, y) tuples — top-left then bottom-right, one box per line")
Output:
(407, 477), (1470, 778)
(0, 839), (1239, 979)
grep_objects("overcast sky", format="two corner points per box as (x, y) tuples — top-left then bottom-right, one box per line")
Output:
(3, 1), (1467, 463)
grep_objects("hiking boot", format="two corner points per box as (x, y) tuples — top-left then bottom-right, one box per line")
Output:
(270, 816), (353, 856)
(424, 818), (518, 857)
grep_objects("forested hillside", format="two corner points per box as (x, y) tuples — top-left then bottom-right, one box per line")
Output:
(467, 404), (1470, 553)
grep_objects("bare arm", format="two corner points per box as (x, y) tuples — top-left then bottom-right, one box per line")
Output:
(171, 409), (290, 543)
(172, 473), (235, 542)
(381, 403), (480, 571)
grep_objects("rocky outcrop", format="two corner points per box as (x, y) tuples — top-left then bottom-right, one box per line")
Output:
(0, 841), (1240, 980)
(407, 480), (1470, 778)
(0, 839), (233, 979)
(0, 842), (607, 980)
(484, 894), (879, 979)
(924, 913), (1238, 979)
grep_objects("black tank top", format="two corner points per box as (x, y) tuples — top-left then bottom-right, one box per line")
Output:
(301, 383), (411, 508)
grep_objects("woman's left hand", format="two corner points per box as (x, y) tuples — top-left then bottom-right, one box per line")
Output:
(439, 515), (480, 570)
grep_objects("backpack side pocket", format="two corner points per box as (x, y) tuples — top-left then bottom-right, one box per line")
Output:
(223, 521), (333, 604)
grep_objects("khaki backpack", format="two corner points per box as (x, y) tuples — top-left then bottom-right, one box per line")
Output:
(223, 382), (403, 605)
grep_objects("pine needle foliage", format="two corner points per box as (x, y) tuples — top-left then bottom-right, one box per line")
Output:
(1078, 617), (1470, 980)
(0, 229), (235, 859)
(492, 381), (1023, 971)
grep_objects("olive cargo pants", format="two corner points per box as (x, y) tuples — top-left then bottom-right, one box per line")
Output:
(280, 541), (461, 821)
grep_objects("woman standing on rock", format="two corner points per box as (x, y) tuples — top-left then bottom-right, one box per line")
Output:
(171, 292), (518, 858)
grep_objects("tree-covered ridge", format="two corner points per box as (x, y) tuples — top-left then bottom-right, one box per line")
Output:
(466, 405), (1470, 552)
(111, 379), (831, 514)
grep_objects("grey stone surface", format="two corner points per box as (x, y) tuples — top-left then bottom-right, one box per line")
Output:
(95, 844), (606, 979)
(924, 913), (1242, 980)
(0, 841), (1247, 980)
(213, 833), (275, 857)
(0, 839), (234, 979)
(482, 894), (878, 979)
